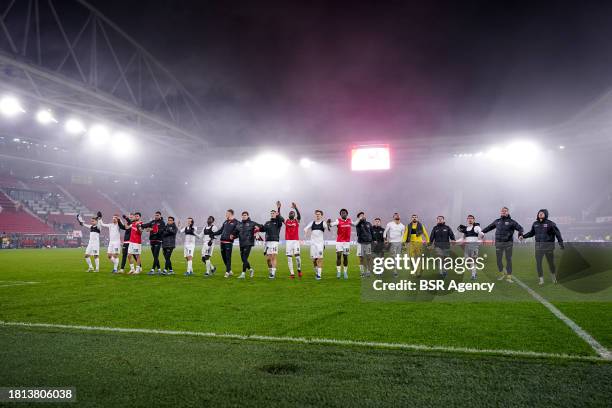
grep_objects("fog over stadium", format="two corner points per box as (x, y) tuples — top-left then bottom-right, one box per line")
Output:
(0, 0), (611, 242)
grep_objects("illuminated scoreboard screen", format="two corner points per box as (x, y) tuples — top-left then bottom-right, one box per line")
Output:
(350, 145), (391, 171)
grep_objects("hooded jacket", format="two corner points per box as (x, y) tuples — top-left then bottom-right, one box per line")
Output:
(141, 218), (165, 243)
(482, 214), (523, 243)
(429, 223), (455, 248)
(522, 209), (564, 249)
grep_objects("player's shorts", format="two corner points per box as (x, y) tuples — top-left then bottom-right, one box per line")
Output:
(357, 243), (372, 257)
(464, 242), (480, 258)
(285, 240), (301, 255)
(127, 242), (142, 255)
(310, 242), (324, 259)
(202, 243), (214, 257)
(265, 241), (279, 255)
(107, 241), (121, 255)
(184, 245), (195, 257)
(335, 241), (351, 254)
(85, 243), (99, 256)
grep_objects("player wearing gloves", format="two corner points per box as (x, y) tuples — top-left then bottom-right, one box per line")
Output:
(78, 211), (102, 272)
(521, 209), (564, 285)
(180, 217), (197, 276)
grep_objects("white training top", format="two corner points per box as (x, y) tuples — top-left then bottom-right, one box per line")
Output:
(181, 227), (197, 247)
(82, 221), (100, 246)
(98, 220), (121, 243)
(384, 221), (406, 243)
(197, 225), (218, 248)
(304, 220), (325, 245)
(457, 224), (484, 243)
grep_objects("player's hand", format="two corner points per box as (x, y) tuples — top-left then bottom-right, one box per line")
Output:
(208, 240), (213, 246)
(276, 200), (281, 208)
(229, 234), (234, 240)
(291, 202), (297, 209)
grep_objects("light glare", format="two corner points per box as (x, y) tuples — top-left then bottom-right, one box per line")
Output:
(0, 96), (25, 117)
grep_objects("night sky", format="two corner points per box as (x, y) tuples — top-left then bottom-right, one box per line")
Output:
(87, 0), (612, 145)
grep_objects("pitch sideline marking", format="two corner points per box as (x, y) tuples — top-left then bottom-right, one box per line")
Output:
(0, 281), (39, 288)
(0, 320), (607, 362)
(513, 277), (611, 360)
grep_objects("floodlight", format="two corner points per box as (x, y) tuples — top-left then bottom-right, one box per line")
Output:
(0, 96), (25, 117)
(110, 131), (135, 158)
(65, 118), (86, 134)
(36, 109), (58, 125)
(351, 145), (390, 171)
(299, 157), (313, 168)
(88, 124), (110, 146)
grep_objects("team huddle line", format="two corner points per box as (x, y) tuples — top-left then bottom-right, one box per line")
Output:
(78, 204), (564, 284)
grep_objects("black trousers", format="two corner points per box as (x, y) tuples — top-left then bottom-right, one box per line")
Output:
(220, 242), (234, 272)
(240, 245), (253, 272)
(163, 247), (174, 270)
(495, 243), (513, 274)
(535, 249), (555, 277)
(150, 242), (162, 269)
(120, 242), (129, 269)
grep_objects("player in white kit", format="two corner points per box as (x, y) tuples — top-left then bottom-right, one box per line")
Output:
(456, 214), (484, 280)
(98, 214), (124, 273)
(304, 209), (327, 280)
(180, 218), (197, 276)
(78, 213), (101, 272)
(197, 216), (218, 276)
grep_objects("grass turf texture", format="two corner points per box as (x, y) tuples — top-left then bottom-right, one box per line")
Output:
(0, 246), (611, 406)
(1, 325), (611, 407)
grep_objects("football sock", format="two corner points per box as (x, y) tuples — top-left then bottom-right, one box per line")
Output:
(94, 258), (99, 270)
(86, 258), (92, 269)
(295, 255), (302, 271)
(288, 259), (294, 275)
(187, 260), (193, 272)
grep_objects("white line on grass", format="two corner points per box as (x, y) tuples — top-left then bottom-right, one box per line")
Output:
(0, 320), (608, 362)
(513, 277), (611, 360)
(0, 281), (39, 288)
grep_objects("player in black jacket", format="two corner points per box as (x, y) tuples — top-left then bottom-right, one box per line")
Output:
(118, 213), (133, 273)
(482, 207), (524, 283)
(161, 216), (178, 275)
(259, 202), (284, 279)
(212, 209), (240, 278)
(522, 209), (564, 285)
(141, 211), (165, 275)
(236, 211), (263, 279)
(429, 216), (456, 278)
(355, 212), (374, 277)
(371, 218), (385, 257)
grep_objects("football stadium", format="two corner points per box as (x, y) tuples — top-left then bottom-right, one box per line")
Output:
(0, 1), (611, 406)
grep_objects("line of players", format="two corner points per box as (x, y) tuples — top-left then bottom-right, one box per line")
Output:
(78, 204), (564, 284)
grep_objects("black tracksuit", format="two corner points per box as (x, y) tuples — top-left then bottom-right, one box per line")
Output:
(119, 217), (131, 270)
(482, 215), (524, 274)
(212, 218), (240, 272)
(142, 218), (165, 270)
(429, 223), (455, 249)
(236, 218), (263, 272)
(161, 223), (178, 271)
(371, 225), (385, 256)
(522, 209), (564, 278)
(356, 219), (373, 244)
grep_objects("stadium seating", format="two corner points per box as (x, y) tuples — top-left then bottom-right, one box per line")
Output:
(0, 191), (54, 234)
(64, 184), (123, 218)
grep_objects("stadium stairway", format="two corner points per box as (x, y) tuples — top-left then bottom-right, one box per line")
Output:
(0, 190), (54, 234)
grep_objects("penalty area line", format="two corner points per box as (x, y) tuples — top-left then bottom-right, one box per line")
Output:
(513, 277), (611, 361)
(0, 320), (607, 362)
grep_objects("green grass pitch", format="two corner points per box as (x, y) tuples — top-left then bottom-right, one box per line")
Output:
(0, 246), (611, 406)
